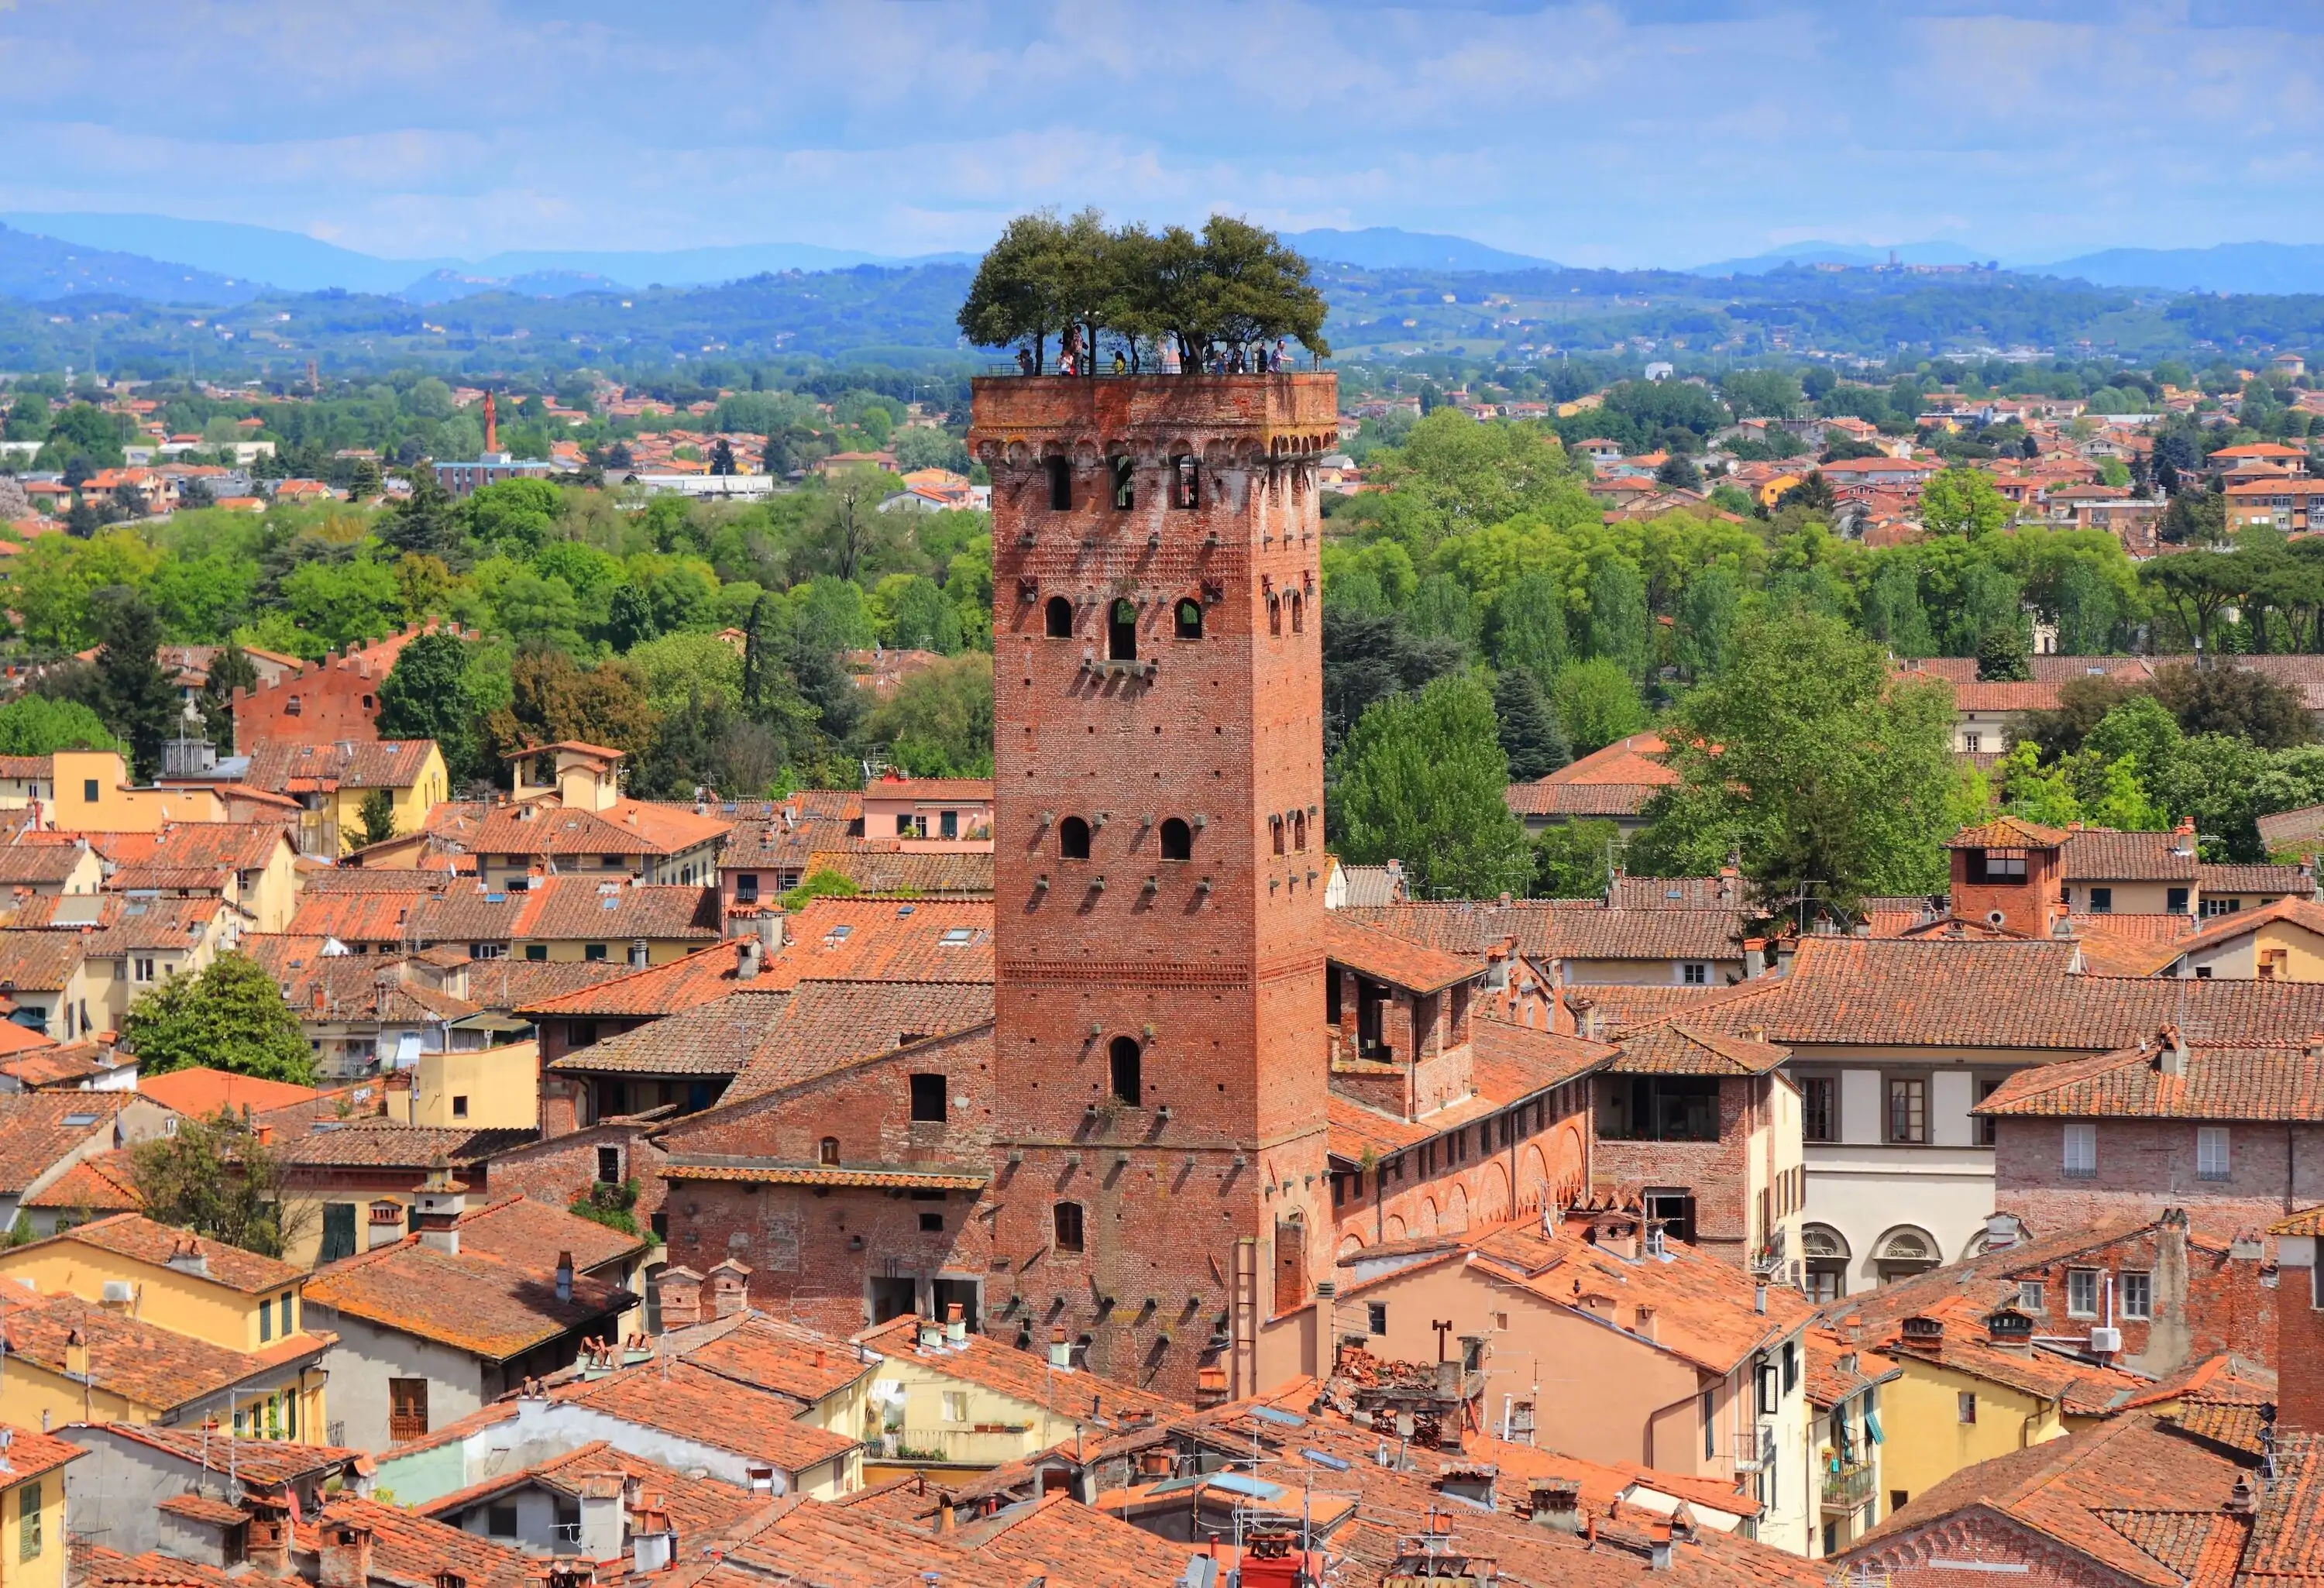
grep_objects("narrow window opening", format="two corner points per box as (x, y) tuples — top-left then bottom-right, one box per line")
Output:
(1291, 592), (1305, 634)
(1054, 1201), (1085, 1253)
(1159, 818), (1192, 860)
(1058, 816), (1091, 859)
(1109, 1036), (1142, 1105)
(1046, 456), (1071, 510)
(1175, 599), (1203, 640)
(1108, 599), (1138, 661)
(1045, 596), (1074, 638)
(818, 1136), (841, 1165)
(1171, 455), (1198, 509)
(1110, 455), (1134, 510)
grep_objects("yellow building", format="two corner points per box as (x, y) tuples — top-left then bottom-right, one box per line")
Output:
(105, 824), (304, 934)
(390, 1040), (539, 1129)
(0, 1425), (84, 1588)
(0, 1215), (330, 1438)
(1864, 1297), (2141, 1515)
(237, 741), (450, 856)
(50, 752), (227, 832)
(2151, 895), (2324, 980)
(851, 1312), (1181, 1478)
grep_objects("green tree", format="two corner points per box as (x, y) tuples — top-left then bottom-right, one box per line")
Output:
(2150, 663), (2315, 748)
(1490, 572), (1569, 687)
(1861, 560), (1935, 658)
(1920, 466), (2013, 539)
(1676, 566), (1741, 679)
(1631, 612), (1968, 910)
(123, 951), (318, 1084)
(1534, 818), (1620, 899)
(1493, 667), (1569, 781)
(1330, 673), (1532, 899)
(1320, 608), (1465, 756)
(1976, 624), (2032, 682)
(1551, 658), (1647, 754)
(379, 463), (461, 560)
(283, 557), (401, 648)
(1583, 559), (1650, 676)
(352, 787), (399, 850)
(1655, 454), (1703, 490)
(2052, 559), (2119, 654)
(375, 631), (481, 784)
(1404, 574), (1480, 653)
(0, 695), (122, 756)
(2161, 487), (2228, 547)
(91, 586), (178, 782)
(781, 868), (863, 912)
(129, 1111), (303, 1260)
(863, 653), (996, 778)
(484, 651), (660, 770)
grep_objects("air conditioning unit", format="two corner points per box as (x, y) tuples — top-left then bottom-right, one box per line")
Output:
(101, 1280), (133, 1304)
(2089, 1326), (2123, 1354)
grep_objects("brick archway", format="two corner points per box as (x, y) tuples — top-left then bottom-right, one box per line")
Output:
(1477, 1161), (1511, 1224)
(1446, 1182), (1471, 1234)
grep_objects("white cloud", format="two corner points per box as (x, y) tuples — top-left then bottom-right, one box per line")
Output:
(0, 0), (2320, 263)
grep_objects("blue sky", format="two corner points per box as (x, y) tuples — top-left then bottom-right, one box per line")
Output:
(4, 0), (2320, 266)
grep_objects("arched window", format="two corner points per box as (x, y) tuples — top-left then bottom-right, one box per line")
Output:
(1058, 816), (1091, 860)
(818, 1136), (841, 1166)
(1174, 599), (1203, 640)
(1108, 1036), (1142, 1106)
(1046, 456), (1072, 510)
(1292, 811), (1307, 852)
(1108, 600), (1138, 661)
(1171, 455), (1198, 510)
(1875, 1225), (1940, 1284)
(1270, 816), (1286, 857)
(1159, 818), (1192, 861)
(1267, 595), (1282, 636)
(1053, 1201), (1085, 1253)
(1109, 455), (1134, 511)
(1290, 592), (1305, 634)
(1045, 596), (1074, 638)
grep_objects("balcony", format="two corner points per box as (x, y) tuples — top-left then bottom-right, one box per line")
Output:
(1733, 1427), (1775, 1471)
(1822, 1463), (1875, 1514)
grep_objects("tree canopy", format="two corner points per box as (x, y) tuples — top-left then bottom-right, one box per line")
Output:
(122, 951), (319, 1085)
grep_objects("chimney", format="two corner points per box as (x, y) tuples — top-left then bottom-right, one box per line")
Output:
(63, 1328), (88, 1382)
(945, 1302), (967, 1345)
(1048, 1326), (1074, 1370)
(165, 1236), (211, 1278)
(1741, 937), (1765, 979)
(576, 1476), (624, 1562)
(737, 938), (762, 980)
(1527, 1477), (1582, 1531)
(2149, 1208), (2193, 1378)
(411, 1157), (469, 1255)
(706, 1257), (751, 1320)
(757, 909), (786, 950)
(1984, 1307), (2034, 1351)
(918, 1312), (945, 1350)
(1897, 1316), (1944, 1353)
(1649, 1520), (1675, 1572)
(2157, 1025), (2189, 1078)
(555, 1252), (575, 1304)
(628, 1508), (676, 1576)
(320, 1522), (375, 1588)
(1983, 1212), (2020, 1253)
(935, 1497), (955, 1534)
(657, 1267), (703, 1331)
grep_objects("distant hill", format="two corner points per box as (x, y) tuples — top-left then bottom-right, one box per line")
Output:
(1282, 227), (1554, 272)
(0, 212), (969, 297)
(0, 223), (261, 304)
(2022, 242), (2324, 296)
(1689, 241), (1994, 275)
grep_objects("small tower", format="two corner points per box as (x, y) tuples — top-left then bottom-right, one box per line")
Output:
(483, 390), (500, 459)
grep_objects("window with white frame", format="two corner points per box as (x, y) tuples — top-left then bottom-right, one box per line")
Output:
(2198, 1127), (2230, 1181)
(2018, 1280), (2044, 1311)
(1682, 962), (1709, 985)
(2066, 1267), (2099, 1317)
(2120, 1271), (2152, 1319)
(2063, 1123), (2098, 1177)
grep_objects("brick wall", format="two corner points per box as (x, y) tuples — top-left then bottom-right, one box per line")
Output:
(1839, 1512), (2112, 1588)
(486, 1120), (670, 1228)
(1332, 1083), (1592, 1254)
(2278, 1243), (2324, 1432)
(1994, 1116), (2324, 1245)
(1590, 1075), (1759, 1260)
(1989, 1218), (2273, 1372)
(658, 1026), (995, 1337)
(975, 373), (1339, 1403)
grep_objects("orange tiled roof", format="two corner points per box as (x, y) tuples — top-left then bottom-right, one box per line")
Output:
(294, 1494), (533, 1588)
(520, 938), (772, 1016)
(1976, 1038), (2324, 1122)
(138, 1065), (320, 1120)
(1323, 916), (1477, 993)
(30, 1212), (305, 1293)
(0, 1290), (328, 1411)
(548, 1359), (860, 1475)
(723, 980), (992, 1098)
(545, 989), (790, 1078)
(20, 1147), (141, 1213)
(304, 1226), (631, 1362)
(1608, 1023), (1789, 1076)
(856, 1315), (1188, 1429)
(0, 1091), (125, 1194)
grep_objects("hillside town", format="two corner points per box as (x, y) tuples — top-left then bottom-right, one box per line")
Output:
(5, 192), (2324, 1588)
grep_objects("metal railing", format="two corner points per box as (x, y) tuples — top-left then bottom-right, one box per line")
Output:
(1734, 1426), (1776, 1471)
(1822, 1463), (1875, 1513)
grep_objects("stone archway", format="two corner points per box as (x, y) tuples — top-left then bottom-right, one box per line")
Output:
(1339, 1231), (1364, 1256)
(1418, 1198), (1440, 1239)
(1384, 1215), (1408, 1241)
(1446, 1182), (1472, 1234)
(1477, 1161), (1511, 1225)
(1519, 1144), (1550, 1213)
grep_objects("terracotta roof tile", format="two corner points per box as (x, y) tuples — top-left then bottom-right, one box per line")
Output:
(801, 848), (993, 896)
(2200, 863), (2313, 895)
(1978, 1039), (2324, 1121)
(449, 1192), (647, 1277)
(0, 843), (98, 885)
(240, 739), (438, 793)
(31, 1212), (304, 1293)
(19, 1148), (141, 1212)
(138, 1066), (319, 1119)
(0, 1291), (326, 1410)
(76, 1423), (362, 1487)
(2067, 828), (2201, 883)
(727, 980), (994, 1098)
(0, 1091), (125, 1194)
(1609, 1023), (1789, 1076)
(273, 1120), (535, 1169)
(416, 1439), (761, 1537)
(0, 930), (89, 991)
(304, 1228), (630, 1361)
(521, 939), (775, 1016)
(785, 897), (993, 982)
(296, 1493), (534, 1588)
(1469, 1017), (1617, 1098)
(548, 990), (789, 1077)
(1324, 916), (1477, 993)
(550, 1359), (859, 1474)
(857, 1316), (1186, 1429)
(466, 798), (729, 858)
(78, 1548), (246, 1588)
(508, 877), (722, 942)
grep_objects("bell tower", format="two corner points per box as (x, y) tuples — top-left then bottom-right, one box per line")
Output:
(971, 371), (1338, 1401)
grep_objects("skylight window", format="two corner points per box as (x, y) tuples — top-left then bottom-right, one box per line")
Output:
(939, 927), (975, 946)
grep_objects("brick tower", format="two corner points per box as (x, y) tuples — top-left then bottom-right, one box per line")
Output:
(971, 372), (1339, 1401)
